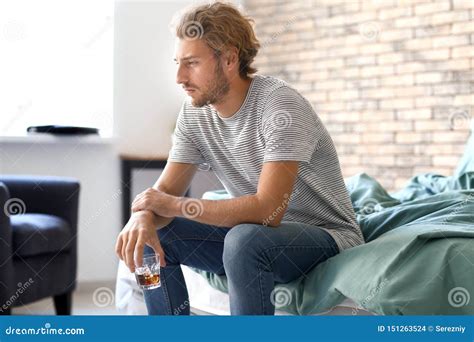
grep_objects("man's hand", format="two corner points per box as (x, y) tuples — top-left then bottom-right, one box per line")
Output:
(115, 210), (167, 272)
(131, 188), (180, 218)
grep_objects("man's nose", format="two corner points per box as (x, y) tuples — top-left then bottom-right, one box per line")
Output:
(176, 64), (187, 85)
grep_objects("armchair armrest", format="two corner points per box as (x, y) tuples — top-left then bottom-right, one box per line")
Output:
(0, 181), (12, 253)
(0, 175), (80, 233)
(0, 182), (14, 312)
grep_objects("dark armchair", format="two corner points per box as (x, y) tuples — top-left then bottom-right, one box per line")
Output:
(0, 175), (80, 315)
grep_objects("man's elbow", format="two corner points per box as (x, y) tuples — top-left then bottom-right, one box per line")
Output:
(265, 220), (282, 228)
(261, 212), (283, 227)
(255, 195), (287, 227)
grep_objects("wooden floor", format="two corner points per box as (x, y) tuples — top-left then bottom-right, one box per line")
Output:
(12, 281), (120, 315)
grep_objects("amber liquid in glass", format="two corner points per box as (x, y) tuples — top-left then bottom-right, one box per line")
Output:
(135, 272), (160, 289)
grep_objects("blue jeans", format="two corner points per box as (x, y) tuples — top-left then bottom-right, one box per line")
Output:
(143, 217), (339, 315)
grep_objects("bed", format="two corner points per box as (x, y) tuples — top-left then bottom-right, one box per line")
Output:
(115, 261), (372, 315)
(116, 129), (474, 315)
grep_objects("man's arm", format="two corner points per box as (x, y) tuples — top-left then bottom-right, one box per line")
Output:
(185, 161), (299, 227)
(147, 161), (198, 229)
(153, 161), (197, 195)
(132, 161), (299, 228)
(115, 161), (198, 271)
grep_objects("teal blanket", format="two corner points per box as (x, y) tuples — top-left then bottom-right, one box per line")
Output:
(193, 133), (474, 315)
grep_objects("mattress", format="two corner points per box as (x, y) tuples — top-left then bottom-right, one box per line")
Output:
(181, 265), (373, 316)
(115, 261), (373, 316)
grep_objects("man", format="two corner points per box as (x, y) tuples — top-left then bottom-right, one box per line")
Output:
(115, 1), (364, 315)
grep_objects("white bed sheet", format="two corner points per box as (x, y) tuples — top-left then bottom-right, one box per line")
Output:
(115, 261), (374, 316)
(181, 265), (373, 316)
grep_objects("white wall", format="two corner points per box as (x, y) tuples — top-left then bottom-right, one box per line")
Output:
(0, 0), (194, 282)
(114, 0), (193, 157)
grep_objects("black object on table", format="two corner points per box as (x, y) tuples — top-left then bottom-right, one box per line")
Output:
(27, 125), (99, 135)
(120, 155), (167, 227)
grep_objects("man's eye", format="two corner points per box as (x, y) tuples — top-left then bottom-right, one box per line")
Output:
(188, 61), (197, 66)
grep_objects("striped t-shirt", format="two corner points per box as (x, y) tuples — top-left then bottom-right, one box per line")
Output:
(168, 74), (364, 251)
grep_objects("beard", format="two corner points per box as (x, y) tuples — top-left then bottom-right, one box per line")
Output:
(190, 60), (230, 107)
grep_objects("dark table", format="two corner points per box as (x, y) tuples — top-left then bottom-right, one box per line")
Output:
(120, 155), (167, 226)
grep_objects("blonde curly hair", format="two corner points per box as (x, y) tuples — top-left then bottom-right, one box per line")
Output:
(172, 1), (260, 79)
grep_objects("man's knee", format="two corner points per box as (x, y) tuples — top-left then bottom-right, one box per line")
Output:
(222, 223), (266, 267)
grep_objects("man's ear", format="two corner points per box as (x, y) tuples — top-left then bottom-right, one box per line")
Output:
(223, 46), (239, 69)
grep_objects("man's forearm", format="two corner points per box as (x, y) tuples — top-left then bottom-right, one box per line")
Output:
(136, 210), (173, 230)
(166, 194), (282, 228)
(132, 185), (287, 228)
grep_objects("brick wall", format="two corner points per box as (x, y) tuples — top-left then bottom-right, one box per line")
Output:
(244, 0), (473, 191)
